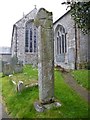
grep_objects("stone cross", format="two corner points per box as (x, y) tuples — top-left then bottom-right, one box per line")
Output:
(34, 8), (54, 104)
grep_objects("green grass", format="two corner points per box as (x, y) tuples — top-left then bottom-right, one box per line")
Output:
(71, 70), (89, 90)
(0, 72), (3, 77)
(9, 65), (38, 85)
(0, 74), (2, 93)
(1, 65), (89, 118)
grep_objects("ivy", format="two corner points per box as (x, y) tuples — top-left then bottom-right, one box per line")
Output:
(62, 1), (90, 34)
(71, 2), (90, 34)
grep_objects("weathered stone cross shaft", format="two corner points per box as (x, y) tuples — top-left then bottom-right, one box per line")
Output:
(35, 8), (54, 104)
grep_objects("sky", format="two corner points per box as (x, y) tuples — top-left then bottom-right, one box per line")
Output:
(0, 0), (68, 47)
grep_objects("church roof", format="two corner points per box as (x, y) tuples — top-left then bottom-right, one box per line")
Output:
(15, 8), (38, 24)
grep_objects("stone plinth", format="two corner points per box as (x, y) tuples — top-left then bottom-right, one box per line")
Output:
(34, 101), (61, 112)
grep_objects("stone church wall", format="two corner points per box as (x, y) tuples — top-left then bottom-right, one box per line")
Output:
(78, 30), (88, 68)
(54, 11), (75, 69)
(25, 53), (38, 65)
(54, 11), (88, 69)
(11, 9), (88, 69)
(11, 8), (38, 64)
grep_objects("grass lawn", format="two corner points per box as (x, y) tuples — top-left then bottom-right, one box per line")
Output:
(71, 70), (89, 90)
(1, 65), (89, 118)
(0, 74), (2, 93)
(9, 65), (38, 85)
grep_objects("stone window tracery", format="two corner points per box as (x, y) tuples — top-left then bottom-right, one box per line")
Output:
(25, 21), (37, 53)
(56, 25), (67, 55)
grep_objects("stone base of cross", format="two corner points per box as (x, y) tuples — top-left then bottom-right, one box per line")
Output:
(34, 101), (61, 112)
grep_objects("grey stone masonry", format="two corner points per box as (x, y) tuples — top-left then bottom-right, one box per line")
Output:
(35, 8), (54, 104)
(11, 8), (38, 65)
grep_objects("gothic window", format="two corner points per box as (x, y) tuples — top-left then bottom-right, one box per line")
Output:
(34, 28), (37, 52)
(15, 27), (17, 53)
(25, 21), (37, 53)
(25, 30), (28, 52)
(65, 34), (67, 53)
(30, 28), (32, 52)
(57, 37), (59, 54)
(62, 34), (64, 53)
(59, 36), (61, 54)
(56, 25), (67, 55)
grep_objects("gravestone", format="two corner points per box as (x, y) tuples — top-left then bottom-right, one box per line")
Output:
(14, 63), (23, 73)
(3, 63), (13, 75)
(2, 56), (23, 75)
(10, 55), (18, 67)
(10, 56), (23, 73)
(34, 8), (61, 112)
(17, 81), (24, 92)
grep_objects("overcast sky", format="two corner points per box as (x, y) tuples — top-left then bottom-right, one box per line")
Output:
(0, 0), (68, 47)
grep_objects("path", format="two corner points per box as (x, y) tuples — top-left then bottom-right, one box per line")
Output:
(0, 94), (9, 119)
(62, 72), (90, 103)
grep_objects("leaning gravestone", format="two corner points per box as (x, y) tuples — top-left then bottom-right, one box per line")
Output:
(34, 8), (61, 112)
(17, 81), (24, 92)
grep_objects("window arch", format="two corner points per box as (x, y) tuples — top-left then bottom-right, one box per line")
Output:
(25, 21), (37, 53)
(56, 25), (67, 55)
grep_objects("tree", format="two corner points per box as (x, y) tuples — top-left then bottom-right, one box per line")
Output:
(62, 0), (90, 34)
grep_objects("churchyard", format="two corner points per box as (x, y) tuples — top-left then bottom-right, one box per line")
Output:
(0, 8), (89, 119)
(0, 64), (89, 118)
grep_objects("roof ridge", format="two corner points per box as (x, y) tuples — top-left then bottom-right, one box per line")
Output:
(15, 8), (37, 24)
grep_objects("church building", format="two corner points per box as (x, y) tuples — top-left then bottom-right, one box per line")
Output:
(53, 10), (88, 69)
(11, 8), (89, 69)
(11, 8), (38, 65)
